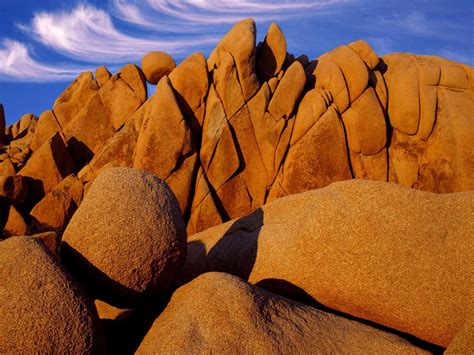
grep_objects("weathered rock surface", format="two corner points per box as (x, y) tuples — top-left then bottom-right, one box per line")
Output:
(180, 180), (474, 347)
(19, 132), (76, 207)
(9, 113), (38, 139)
(0, 174), (28, 205)
(169, 52), (209, 138)
(0, 236), (105, 354)
(29, 174), (84, 233)
(30, 231), (60, 254)
(138, 272), (429, 354)
(0, 158), (15, 175)
(0, 18), (472, 353)
(1, 19), (472, 236)
(30, 110), (63, 152)
(256, 23), (287, 82)
(61, 168), (186, 307)
(383, 53), (474, 192)
(53, 72), (99, 128)
(95, 65), (112, 87)
(62, 94), (115, 167)
(99, 64), (147, 130)
(134, 76), (197, 216)
(2, 205), (28, 237)
(445, 318), (474, 354)
(141, 51), (176, 85)
(78, 123), (138, 184)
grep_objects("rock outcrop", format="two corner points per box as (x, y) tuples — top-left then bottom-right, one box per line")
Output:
(383, 54), (474, 192)
(179, 180), (474, 348)
(29, 174), (84, 233)
(61, 168), (186, 307)
(0, 236), (105, 354)
(138, 272), (429, 354)
(1, 19), (472, 237)
(0, 17), (472, 353)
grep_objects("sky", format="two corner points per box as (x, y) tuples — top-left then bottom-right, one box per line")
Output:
(0, 0), (472, 125)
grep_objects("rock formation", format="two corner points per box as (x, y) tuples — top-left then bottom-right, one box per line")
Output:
(0, 17), (472, 353)
(137, 272), (429, 354)
(179, 180), (474, 348)
(0, 236), (105, 353)
(1, 19), (473, 235)
(141, 51), (176, 85)
(61, 168), (186, 307)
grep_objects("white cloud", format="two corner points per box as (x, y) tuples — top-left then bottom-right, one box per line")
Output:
(0, 0), (366, 82)
(0, 40), (88, 82)
(112, 0), (351, 29)
(22, 4), (218, 63)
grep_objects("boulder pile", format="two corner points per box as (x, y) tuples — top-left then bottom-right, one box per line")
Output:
(0, 18), (473, 354)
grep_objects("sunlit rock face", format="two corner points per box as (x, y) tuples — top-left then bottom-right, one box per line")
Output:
(0, 17), (472, 355)
(1, 18), (473, 236)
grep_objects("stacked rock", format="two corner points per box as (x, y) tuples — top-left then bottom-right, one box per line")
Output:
(0, 17), (473, 354)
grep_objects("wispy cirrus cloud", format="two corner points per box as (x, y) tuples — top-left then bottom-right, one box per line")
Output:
(112, 0), (351, 30)
(20, 4), (218, 63)
(0, 39), (89, 82)
(1, 0), (471, 83)
(438, 48), (470, 65)
(0, 0), (351, 82)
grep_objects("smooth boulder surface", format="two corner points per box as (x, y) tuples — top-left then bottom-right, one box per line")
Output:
(0, 236), (104, 354)
(61, 167), (186, 307)
(138, 272), (429, 354)
(180, 180), (474, 347)
(141, 51), (176, 84)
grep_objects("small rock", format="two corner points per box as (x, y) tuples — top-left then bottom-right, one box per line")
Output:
(0, 175), (28, 205)
(141, 51), (176, 85)
(30, 231), (60, 255)
(2, 205), (28, 237)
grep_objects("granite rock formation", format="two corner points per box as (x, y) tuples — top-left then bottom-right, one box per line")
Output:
(0, 236), (105, 354)
(179, 179), (474, 347)
(1, 19), (473, 236)
(137, 272), (429, 354)
(0, 17), (472, 353)
(61, 168), (186, 308)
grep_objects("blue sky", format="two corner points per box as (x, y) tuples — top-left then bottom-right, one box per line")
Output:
(0, 0), (472, 125)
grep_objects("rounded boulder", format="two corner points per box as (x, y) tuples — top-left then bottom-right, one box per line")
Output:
(61, 167), (186, 307)
(137, 272), (429, 354)
(0, 236), (105, 354)
(141, 51), (176, 84)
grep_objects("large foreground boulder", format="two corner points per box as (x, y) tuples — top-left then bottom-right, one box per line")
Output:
(61, 168), (186, 307)
(0, 236), (104, 353)
(138, 272), (429, 354)
(180, 180), (474, 347)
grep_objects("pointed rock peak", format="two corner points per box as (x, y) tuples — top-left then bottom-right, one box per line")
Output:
(182, 52), (207, 67)
(95, 65), (111, 87)
(156, 75), (173, 95)
(118, 64), (147, 103)
(257, 23), (287, 82)
(269, 60), (306, 121)
(215, 18), (259, 101)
